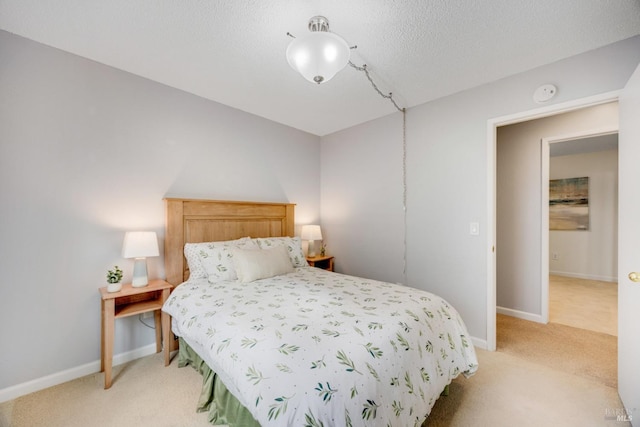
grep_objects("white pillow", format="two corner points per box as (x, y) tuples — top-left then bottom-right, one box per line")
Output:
(233, 246), (294, 283)
(184, 237), (258, 281)
(254, 236), (308, 267)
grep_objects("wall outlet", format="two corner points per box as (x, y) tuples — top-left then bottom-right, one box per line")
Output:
(551, 252), (559, 261)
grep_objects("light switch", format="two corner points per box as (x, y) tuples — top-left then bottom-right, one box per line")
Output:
(470, 222), (479, 236)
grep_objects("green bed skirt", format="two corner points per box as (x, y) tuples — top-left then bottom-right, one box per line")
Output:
(178, 338), (261, 427)
(179, 337), (450, 426)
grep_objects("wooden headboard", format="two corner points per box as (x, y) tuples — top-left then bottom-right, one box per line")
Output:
(164, 198), (295, 286)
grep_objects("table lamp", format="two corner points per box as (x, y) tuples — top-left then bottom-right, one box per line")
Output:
(122, 231), (159, 287)
(301, 225), (323, 257)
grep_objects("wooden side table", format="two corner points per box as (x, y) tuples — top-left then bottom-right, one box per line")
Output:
(99, 279), (172, 389)
(306, 255), (335, 272)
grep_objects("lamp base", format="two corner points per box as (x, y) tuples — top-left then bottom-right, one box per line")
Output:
(307, 240), (316, 257)
(131, 258), (149, 287)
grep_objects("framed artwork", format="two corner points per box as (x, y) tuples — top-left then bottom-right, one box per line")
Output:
(549, 177), (589, 230)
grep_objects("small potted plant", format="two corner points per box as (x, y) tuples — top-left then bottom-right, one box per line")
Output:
(106, 265), (123, 293)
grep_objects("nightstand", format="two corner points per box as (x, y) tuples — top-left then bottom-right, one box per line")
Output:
(306, 255), (334, 272)
(99, 279), (172, 389)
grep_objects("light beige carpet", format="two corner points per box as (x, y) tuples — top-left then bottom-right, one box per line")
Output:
(496, 313), (617, 388)
(0, 354), (212, 427)
(425, 349), (625, 427)
(1, 347), (627, 427)
(549, 275), (618, 336)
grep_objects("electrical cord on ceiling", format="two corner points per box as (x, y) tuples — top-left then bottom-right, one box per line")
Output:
(347, 61), (403, 113)
(349, 60), (408, 284)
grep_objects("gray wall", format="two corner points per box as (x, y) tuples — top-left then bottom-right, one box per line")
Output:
(321, 36), (640, 341)
(320, 112), (406, 284)
(550, 150), (618, 281)
(496, 103), (618, 316)
(0, 31), (321, 392)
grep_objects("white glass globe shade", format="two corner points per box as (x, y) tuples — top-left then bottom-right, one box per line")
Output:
(286, 32), (350, 84)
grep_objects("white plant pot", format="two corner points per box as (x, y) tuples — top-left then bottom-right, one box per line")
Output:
(107, 282), (122, 293)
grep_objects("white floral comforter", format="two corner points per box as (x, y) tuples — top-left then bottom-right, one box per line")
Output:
(163, 267), (478, 427)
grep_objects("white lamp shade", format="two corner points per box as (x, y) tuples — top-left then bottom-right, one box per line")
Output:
(286, 31), (350, 84)
(301, 225), (323, 241)
(122, 231), (159, 259)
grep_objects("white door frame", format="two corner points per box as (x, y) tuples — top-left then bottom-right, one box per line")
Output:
(485, 90), (620, 351)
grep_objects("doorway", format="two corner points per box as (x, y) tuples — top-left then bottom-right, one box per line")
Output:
(543, 132), (619, 336)
(485, 91), (621, 351)
(490, 101), (620, 390)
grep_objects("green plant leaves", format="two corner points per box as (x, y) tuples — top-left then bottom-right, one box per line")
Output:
(246, 365), (266, 385)
(363, 342), (383, 358)
(268, 395), (292, 421)
(336, 350), (362, 374)
(362, 400), (379, 420)
(277, 344), (300, 355)
(314, 382), (337, 403)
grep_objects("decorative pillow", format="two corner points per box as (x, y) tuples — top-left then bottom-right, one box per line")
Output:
(184, 237), (258, 281)
(232, 246), (294, 283)
(254, 236), (308, 267)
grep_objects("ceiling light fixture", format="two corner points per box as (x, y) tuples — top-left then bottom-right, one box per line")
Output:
(286, 16), (350, 84)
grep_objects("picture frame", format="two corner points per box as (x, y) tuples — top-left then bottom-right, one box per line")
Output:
(549, 177), (589, 231)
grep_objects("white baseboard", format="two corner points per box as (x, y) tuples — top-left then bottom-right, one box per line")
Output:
(497, 306), (545, 324)
(0, 344), (157, 404)
(470, 336), (488, 350)
(549, 270), (617, 283)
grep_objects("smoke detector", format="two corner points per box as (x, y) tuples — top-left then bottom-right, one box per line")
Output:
(533, 84), (557, 103)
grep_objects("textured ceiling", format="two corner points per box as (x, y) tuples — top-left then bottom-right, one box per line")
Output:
(1, 1), (639, 136)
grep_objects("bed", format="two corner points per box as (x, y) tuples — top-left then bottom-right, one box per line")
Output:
(161, 198), (478, 426)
